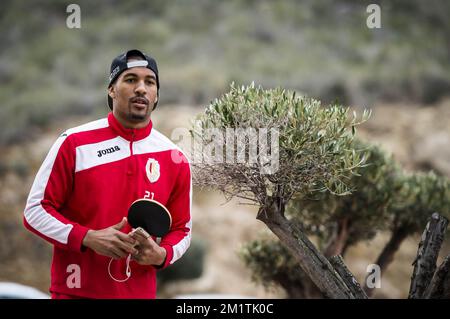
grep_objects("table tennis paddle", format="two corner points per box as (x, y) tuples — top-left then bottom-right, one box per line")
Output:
(109, 199), (172, 282)
(127, 198), (172, 237)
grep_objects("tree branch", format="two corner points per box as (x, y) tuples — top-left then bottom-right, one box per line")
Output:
(422, 255), (450, 299)
(257, 201), (355, 299)
(408, 213), (449, 299)
(330, 255), (368, 299)
(323, 217), (350, 258)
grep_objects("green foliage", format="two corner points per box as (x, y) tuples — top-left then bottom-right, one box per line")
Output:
(193, 83), (370, 205)
(240, 149), (450, 296)
(1, 0), (449, 145)
(290, 140), (403, 248)
(391, 171), (450, 233)
(239, 141), (407, 296)
(239, 237), (305, 289)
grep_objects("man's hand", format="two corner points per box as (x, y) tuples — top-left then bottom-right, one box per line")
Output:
(130, 231), (166, 267)
(82, 217), (138, 259)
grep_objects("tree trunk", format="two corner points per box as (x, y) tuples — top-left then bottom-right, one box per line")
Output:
(423, 255), (450, 299)
(364, 225), (409, 296)
(323, 217), (350, 258)
(330, 255), (368, 299)
(257, 199), (354, 299)
(408, 213), (449, 299)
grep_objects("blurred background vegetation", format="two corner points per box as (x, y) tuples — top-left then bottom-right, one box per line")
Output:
(0, 0), (449, 145)
(0, 0), (449, 298)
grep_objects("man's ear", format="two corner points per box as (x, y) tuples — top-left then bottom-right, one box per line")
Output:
(108, 86), (115, 99)
(152, 96), (159, 111)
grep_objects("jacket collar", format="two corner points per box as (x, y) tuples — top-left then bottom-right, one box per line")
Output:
(108, 112), (153, 142)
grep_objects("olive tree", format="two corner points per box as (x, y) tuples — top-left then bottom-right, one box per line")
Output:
(191, 83), (370, 298)
(239, 152), (450, 297)
(239, 142), (403, 298)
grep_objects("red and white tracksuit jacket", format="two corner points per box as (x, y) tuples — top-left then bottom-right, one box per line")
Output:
(23, 112), (192, 298)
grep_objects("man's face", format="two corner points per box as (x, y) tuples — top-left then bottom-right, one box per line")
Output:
(108, 57), (158, 128)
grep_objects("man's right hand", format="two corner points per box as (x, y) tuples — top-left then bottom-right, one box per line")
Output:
(82, 217), (138, 259)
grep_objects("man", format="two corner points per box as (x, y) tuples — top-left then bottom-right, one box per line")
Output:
(23, 49), (192, 299)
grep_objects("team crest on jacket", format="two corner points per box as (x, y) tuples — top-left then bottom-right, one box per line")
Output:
(145, 158), (160, 183)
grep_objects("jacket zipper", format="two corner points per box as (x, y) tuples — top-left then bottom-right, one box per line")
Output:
(127, 130), (135, 176)
(130, 130), (135, 155)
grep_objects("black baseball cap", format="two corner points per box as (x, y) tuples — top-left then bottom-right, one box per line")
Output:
(107, 49), (160, 110)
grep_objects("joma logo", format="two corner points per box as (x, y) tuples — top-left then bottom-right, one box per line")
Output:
(97, 146), (120, 157)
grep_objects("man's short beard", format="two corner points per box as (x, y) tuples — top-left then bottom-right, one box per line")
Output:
(129, 113), (146, 121)
(127, 104), (150, 122)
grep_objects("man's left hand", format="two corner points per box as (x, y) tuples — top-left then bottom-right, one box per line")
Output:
(129, 231), (166, 267)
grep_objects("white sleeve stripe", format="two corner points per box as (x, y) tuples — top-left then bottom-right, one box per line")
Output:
(170, 220), (192, 264)
(24, 117), (109, 244)
(24, 135), (73, 244)
(169, 171), (193, 264)
(25, 204), (73, 244)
